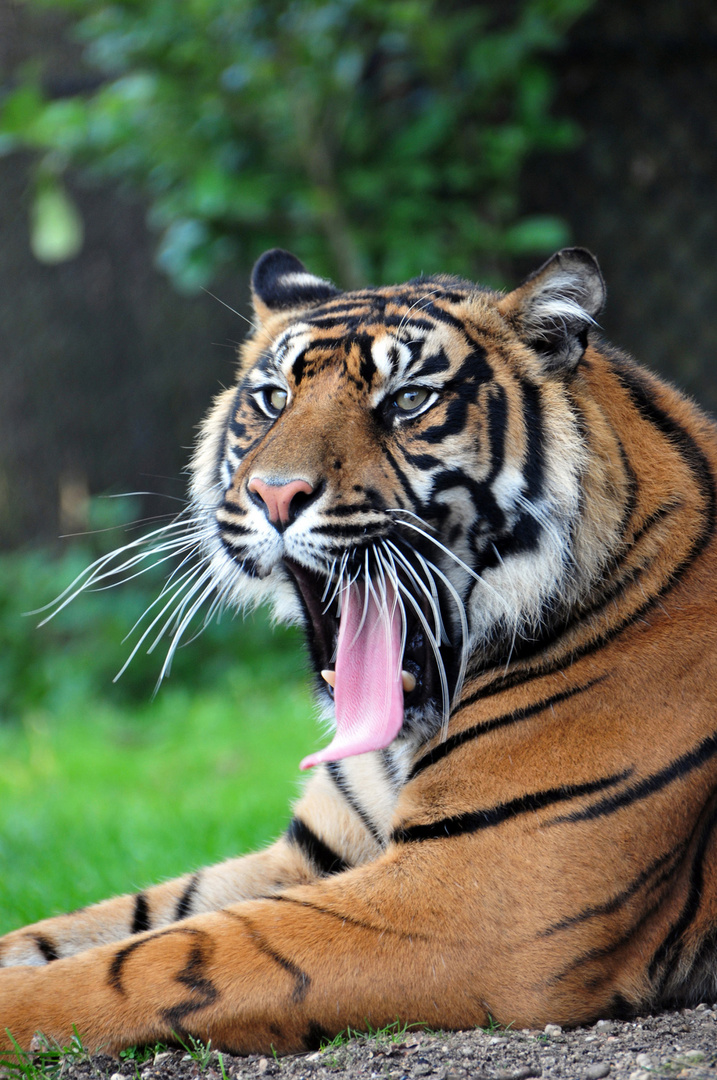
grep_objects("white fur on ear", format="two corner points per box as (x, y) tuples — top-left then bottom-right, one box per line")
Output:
(499, 248), (606, 372)
(251, 249), (341, 323)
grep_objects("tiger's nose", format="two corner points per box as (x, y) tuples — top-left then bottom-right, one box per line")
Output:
(247, 477), (315, 529)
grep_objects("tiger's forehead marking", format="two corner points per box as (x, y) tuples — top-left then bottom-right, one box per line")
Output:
(274, 324), (313, 379)
(270, 310), (441, 398)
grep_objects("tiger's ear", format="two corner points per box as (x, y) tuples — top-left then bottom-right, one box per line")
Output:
(251, 249), (341, 324)
(498, 248), (606, 373)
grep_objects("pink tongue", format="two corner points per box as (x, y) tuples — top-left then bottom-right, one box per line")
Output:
(300, 581), (404, 770)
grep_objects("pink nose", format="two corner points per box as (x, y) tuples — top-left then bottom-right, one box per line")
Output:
(248, 477), (314, 527)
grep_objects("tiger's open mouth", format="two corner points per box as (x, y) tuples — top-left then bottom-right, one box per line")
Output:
(283, 558), (444, 767)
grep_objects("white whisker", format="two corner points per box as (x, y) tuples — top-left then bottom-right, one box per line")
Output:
(201, 287), (261, 333)
(396, 290), (442, 339)
(113, 563), (207, 682)
(323, 552), (349, 615)
(417, 552), (470, 714)
(376, 546), (408, 680)
(157, 573), (217, 684)
(390, 515), (507, 607)
(32, 514), (203, 621)
(394, 575), (450, 733)
(383, 540), (446, 644)
(321, 559), (337, 604)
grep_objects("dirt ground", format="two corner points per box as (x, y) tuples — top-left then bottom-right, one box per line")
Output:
(48, 1004), (717, 1080)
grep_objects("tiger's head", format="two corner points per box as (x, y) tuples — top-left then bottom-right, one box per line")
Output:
(190, 248), (614, 768)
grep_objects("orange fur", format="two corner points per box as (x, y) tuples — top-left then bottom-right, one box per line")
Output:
(2, 249), (717, 1054)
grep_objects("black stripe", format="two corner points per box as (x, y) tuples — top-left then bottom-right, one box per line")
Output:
(612, 359), (716, 565)
(324, 501), (377, 517)
(131, 892), (151, 935)
(286, 817), (350, 876)
(175, 873), (201, 921)
(649, 798), (717, 987)
(108, 925), (204, 994)
(312, 522), (386, 538)
(303, 1022), (332, 1052)
(266, 893), (425, 940)
(292, 350), (308, 385)
(411, 677), (607, 779)
(550, 729), (717, 826)
(400, 450), (444, 470)
(356, 332), (378, 388)
(519, 376), (545, 500)
(629, 499), (681, 545)
(413, 346), (452, 378)
(383, 444), (427, 512)
(549, 893), (666, 986)
(223, 911), (311, 1003)
(393, 769), (631, 844)
(466, 358), (717, 701)
(159, 938), (219, 1030)
(33, 934), (59, 963)
(541, 841), (687, 937)
(218, 519), (251, 536)
(381, 747), (404, 788)
(325, 761), (385, 847)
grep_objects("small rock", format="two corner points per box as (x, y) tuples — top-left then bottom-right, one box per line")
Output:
(413, 1065), (433, 1076)
(695, 1002), (710, 1011)
(584, 1065), (611, 1080)
(635, 1053), (652, 1068)
(628, 1071), (650, 1080)
(109, 1074), (126, 1080)
(543, 1023), (562, 1037)
(495, 1068), (542, 1080)
(683, 1050), (704, 1061)
(459, 1047), (474, 1057)
(154, 1052), (173, 1065)
(304, 1052), (321, 1063)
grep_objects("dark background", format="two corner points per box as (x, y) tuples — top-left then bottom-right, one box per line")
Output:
(1, 0), (715, 548)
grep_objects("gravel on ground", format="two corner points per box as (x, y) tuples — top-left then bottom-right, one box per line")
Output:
(19, 1003), (717, 1080)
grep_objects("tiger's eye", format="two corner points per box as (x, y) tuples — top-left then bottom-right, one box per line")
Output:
(395, 387), (429, 412)
(269, 388), (288, 412)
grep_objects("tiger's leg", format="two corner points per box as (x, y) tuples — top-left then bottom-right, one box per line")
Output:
(4, 781), (716, 1053)
(0, 759), (387, 968)
(0, 857), (490, 1056)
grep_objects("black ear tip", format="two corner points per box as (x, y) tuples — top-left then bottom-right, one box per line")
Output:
(251, 249), (308, 297)
(555, 246), (602, 273)
(557, 246), (605, 294)
(250, 249), (341, 314)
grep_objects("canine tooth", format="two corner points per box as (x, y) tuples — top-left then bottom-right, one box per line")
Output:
(402, 670), (417, 693)
(321, 669), (336, 688)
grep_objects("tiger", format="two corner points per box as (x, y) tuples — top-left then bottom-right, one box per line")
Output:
(2, 246), (717, 1056)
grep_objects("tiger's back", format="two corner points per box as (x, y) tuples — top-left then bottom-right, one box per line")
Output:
(1, 248), (717, 1051)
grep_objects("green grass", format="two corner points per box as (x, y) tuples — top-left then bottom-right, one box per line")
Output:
(1, 1028), (90, 1079)
(0, 532), (319, 933)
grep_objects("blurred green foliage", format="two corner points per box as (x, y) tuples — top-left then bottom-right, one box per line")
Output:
(0, 503), (317, 927)
(0, 498), (307, 722)
(1, 0), (594, 290)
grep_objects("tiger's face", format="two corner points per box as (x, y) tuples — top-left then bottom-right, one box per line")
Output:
(190, 249), (609, 767)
